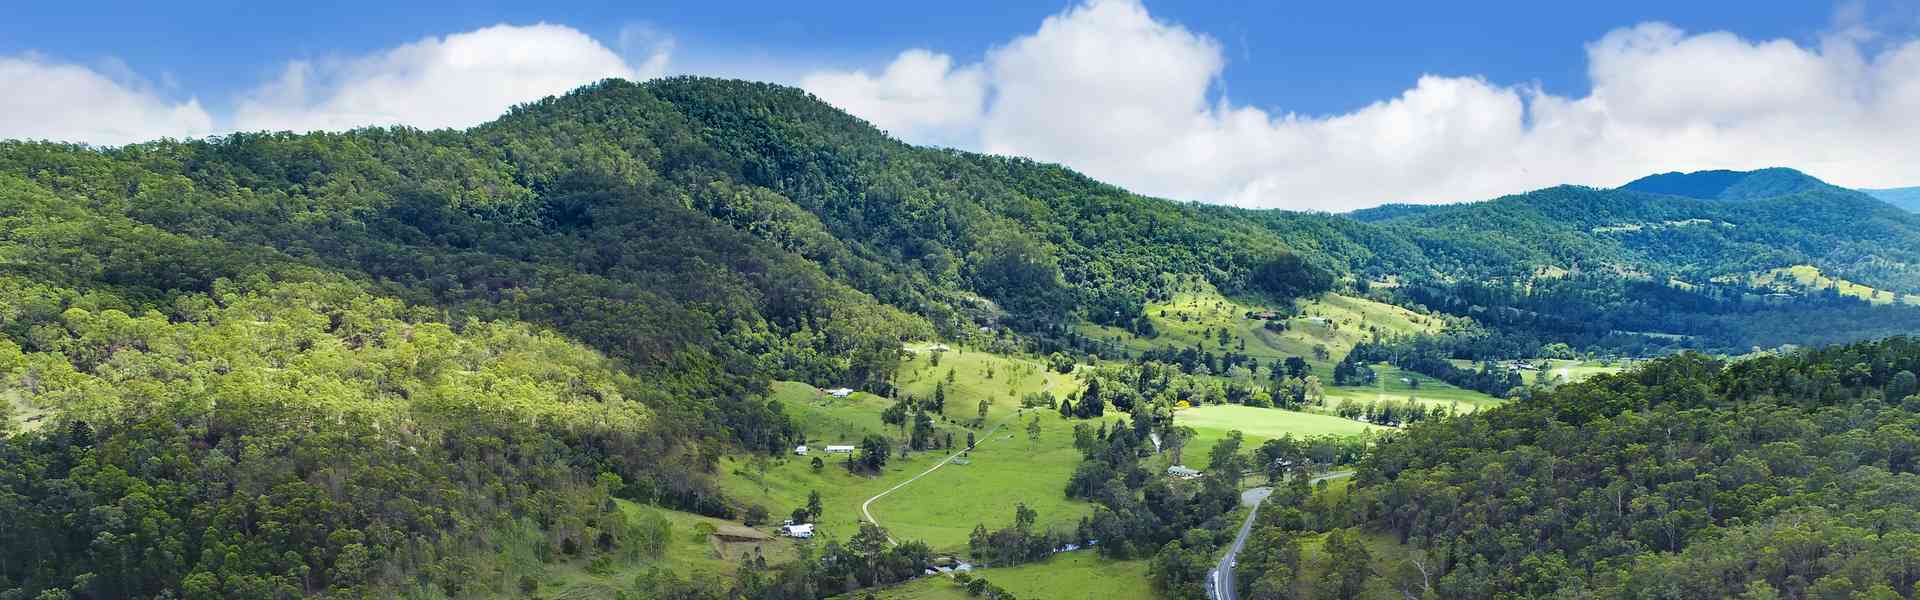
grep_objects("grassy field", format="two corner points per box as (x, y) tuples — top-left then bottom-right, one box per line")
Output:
(1526, 359), (1626, 387)
(721, 346), (1098, 553)
(1078, 289), (1445, 379)
(851, 552), (1154, 600)
(1321, 363), (1504, 411)
(1075, 287), (1511, 413)
(893, 344), (1084, 423)
(1744, 264), (1920, 306)
(1177, 404), (1378, 462)
(868, 411), (1093, 550)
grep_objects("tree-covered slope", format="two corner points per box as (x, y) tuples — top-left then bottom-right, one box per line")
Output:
(1350, 182), (1920, 291)
(1619, 167), (1842, 201)
(0, 278), (671, 597)
(1348, 337), (1920, 599)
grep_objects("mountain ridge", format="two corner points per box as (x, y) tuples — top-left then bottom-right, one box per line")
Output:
(1618, 166), (1847, 200)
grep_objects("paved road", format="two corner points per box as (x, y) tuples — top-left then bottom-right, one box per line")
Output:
(860, 422), (1008, 545)
(1207, 471), (1353, 600)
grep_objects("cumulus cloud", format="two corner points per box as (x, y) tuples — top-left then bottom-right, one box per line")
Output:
(234, 23), (667, 133)
(802, 0), (1920, 210)
(0, 54), (215, 145)
(799, 49), (987, 146)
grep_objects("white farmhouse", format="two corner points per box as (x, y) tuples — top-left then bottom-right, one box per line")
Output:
(781, 523), (815, 538)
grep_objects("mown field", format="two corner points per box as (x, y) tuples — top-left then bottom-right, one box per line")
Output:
(719, 347), (1098, 553)
(848, 551), (1154, 600)
(1176, 404), (1378, 463)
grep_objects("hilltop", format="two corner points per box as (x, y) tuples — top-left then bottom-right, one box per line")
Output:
(1618, 167), (1842, 200)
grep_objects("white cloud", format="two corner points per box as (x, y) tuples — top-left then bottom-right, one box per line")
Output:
(234, 23), (668, 133)
(0, 54), (215, 145)
(802, 0), (1920, 210)
(799, 49), (987, 146)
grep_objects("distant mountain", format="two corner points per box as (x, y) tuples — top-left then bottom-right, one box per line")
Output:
(1863, 187), (1920, 212)
(1618, 167), (1845, 200)
(1355, 177), (1920, 293)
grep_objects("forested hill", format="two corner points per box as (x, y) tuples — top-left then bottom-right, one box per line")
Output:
(1349, 336), (1920, 599)
(1347, 177), (1920, 292)
(1619, 167), (1843, 200)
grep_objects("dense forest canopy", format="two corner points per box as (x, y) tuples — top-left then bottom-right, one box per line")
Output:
(1346, 336), (1920, 599)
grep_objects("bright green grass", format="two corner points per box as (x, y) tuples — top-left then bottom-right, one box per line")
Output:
(1323, 363), (1504, 412)
(3, 389), (50, 433)
(1527, 359), (1626, 387)
(1078, 289), (1443, 379)
(1445, 358), (1626, 388)
(717, 422), (955, 550)
(893, 344), (1083, 423)
(1747, 264), (1920, 306)
(1178, 404), (1378, 462)
(853, 552), (1155, 600)
(868, 412), (1094, 551)
(770, 380), (900, 444)
(726, 351), (1092, 553)
(868, 348), (1099, 551)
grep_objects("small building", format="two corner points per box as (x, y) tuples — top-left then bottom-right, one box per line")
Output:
(794, 445), (809, 456)
(826, 387), (855, 398)
(825, 445), (857, 454)
(1167, 465), (1202, 479)
(781, 524), (815, 539)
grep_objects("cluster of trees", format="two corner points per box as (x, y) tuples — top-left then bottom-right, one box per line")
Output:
(640, 522), (932, 600)
(1341, 337), (1528, 397)
(1346, 336), (1920, 599)
(950, 572), (1020, 600)
(1331, 397), (1452, 426)
(967, 504), (1060, 566)
(880, 387), (959, 452)
(1150, 432), (1375, 599)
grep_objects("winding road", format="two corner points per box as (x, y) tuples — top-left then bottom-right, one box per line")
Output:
(860, 422), (1008, 545)
(1207, 471), (1353, 600)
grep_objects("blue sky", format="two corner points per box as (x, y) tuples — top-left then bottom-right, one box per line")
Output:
(0, 1), (1852, 116)
(4, 0), (1918, 209)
